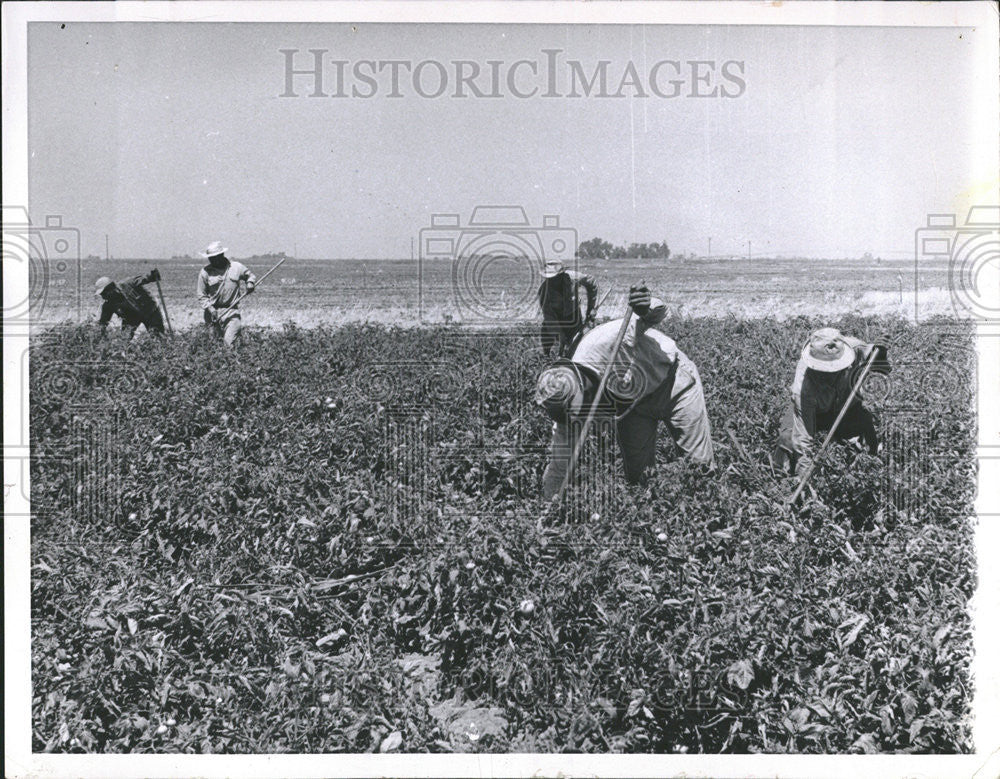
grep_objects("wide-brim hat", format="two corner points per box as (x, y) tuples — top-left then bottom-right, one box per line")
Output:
(200, 240), (228, 258)
(804, 332), (855, 372)
(812, 327), (843, 341)
(541, 260), (566, 278)
(535, 360), (584, 421)
(94, 276), (114, 296)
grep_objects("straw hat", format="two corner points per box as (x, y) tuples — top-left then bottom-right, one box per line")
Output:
(541, 259), (566, 278)
(200, 240), (228, 258)
(94, 276), (114, 297)
(534, 360), (584, 421)
(803, 330), (855, 372)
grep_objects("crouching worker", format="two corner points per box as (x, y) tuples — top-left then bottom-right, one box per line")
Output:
(95, 270), (165, 340)
(535, 285), (715, 500)
(773, 327), (891, 475)
(196, 241), (256, 348)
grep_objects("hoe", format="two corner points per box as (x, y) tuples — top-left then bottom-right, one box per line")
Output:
(552, 300), (634, 508)
(786, 347), (880, 506)
(212, 257), (287, 316)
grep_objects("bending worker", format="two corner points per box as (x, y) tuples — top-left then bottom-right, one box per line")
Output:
(773, 327), (891, 475)
(535, 285), (715, 499)
(94, 269), (165, 339)
(196, 241), (257, 348)
(538, 259), (598, 357)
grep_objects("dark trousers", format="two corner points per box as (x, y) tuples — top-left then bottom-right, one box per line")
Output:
(121, 309), (165, 340)
(541, 318), (583, 357)
(145, 308), (165, 334)
(774, 401), (879, 475)
(615, 367), (715, 484)
(815, 405), (878, 453)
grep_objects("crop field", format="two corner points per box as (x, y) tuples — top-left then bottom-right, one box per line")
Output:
(36, 254), (956, 329)
(29, 314), (976, 754)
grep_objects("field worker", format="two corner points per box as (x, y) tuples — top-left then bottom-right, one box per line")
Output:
(94, 269), (165, 340)
(196, 241), (256, 347)
(538, 259), (598, 357)
(773, 327), (891, 475)
(535, 285), (715, 499)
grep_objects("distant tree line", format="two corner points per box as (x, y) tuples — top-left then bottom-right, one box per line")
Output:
(246, 251), (291, 261)
(577, 237), (671, 260)
(166, 251), (292, 261)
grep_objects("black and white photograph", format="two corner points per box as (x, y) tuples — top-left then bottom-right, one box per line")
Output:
(3, 2), (999, 777)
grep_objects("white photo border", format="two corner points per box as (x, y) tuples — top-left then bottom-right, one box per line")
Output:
(4, 2), (999, 777)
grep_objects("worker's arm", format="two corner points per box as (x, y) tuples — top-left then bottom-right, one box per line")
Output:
(841, 334), (892, 385)
(564, 270), (599, 322)
(628, 285), (667, 336)
(98, 300), (115, 328)
(576, 272), (598, 320)
(799, 387), (819, 440)
(136, 268), (161, 286)
(239, 263), (257, 291)
(641, 296), (667, 327)
(793, 389), (818, 477)
(196, 269), (214, 310)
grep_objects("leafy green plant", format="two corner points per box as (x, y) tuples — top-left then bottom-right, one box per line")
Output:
(30, 317), (975, 753)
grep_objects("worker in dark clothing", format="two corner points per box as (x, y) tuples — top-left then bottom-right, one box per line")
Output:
(95, 270), (165, 340)
(773, 327), (891, 475)
(538, 259), (598, 357)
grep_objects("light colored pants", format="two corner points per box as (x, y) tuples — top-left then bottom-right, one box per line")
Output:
(541, 364), (715, 499)
(204, 308), (242, 347)
(617, 364), (715, 482)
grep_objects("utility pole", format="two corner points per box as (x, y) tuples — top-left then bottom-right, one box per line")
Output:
(707, 237), (712, 258)
(747, 241), (752, 260)
(105, 234), (110, 261)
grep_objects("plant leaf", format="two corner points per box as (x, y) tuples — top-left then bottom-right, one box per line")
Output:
(380, 730), (403, 752)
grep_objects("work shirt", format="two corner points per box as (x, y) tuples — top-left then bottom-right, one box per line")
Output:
(571, 298), (697, 408)
(541, 298), (712, 499)
(98, 271), (161, 329)
(197, 260), (256, 312)
(538, 270), (597, 323)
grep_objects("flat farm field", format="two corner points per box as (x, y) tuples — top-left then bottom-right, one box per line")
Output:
(30, 315), (976, 753)
(36, 255), (955, 328)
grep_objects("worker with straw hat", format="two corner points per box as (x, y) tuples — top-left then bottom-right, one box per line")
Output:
(538, 259), (598, 357)
(534, 284), (715, 500)
(773, 327), (891, 476)
(94, 269), (165, 340)
(196, 241), (257, 348)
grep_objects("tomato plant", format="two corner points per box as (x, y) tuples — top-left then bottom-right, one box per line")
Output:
(30, 317), (975, 753)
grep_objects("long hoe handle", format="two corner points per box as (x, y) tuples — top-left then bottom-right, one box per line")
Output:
(593, 286), (614, 314)
(154, 279), (174, 336)
(217, 257), (287, 314)
(787, 348), (880, 505)
(552, 305), (635, 507)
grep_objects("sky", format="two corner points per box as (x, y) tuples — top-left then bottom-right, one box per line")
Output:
(27, 21), (990, 260)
